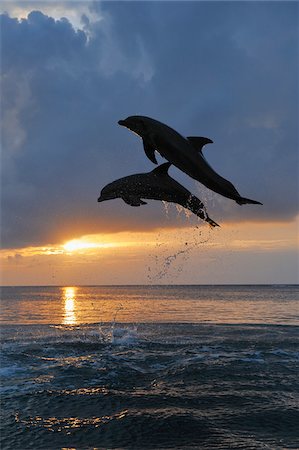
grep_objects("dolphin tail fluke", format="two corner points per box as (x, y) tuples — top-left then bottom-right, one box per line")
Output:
(236, 197), (263, 206)
(207, 217), (220, 228)
(186, 196), (219, 227)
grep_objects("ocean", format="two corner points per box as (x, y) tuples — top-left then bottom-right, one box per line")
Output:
(1, 285), (298, 449)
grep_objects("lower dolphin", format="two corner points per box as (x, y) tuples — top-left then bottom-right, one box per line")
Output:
(98, 163), (219, 227)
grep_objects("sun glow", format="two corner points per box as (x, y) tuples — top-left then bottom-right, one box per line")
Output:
(63, 239), (116, 252)
(63, 239), (98, 252)
(1, 220), (299, 285)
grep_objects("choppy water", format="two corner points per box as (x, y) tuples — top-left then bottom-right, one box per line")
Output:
(1, 285), (298, 449)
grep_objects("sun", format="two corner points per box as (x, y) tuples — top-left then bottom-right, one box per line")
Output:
(62, 237), (117, 252)
(63, 239), (98, 252)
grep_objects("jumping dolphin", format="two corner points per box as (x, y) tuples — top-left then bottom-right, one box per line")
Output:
(98, 163), (219, 227)
(118, 116), (262, 206)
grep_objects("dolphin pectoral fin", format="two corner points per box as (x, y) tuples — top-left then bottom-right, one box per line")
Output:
(143, 138), (158, 164)
(187, 136), (213, 153)
(122, 196), (147, 207)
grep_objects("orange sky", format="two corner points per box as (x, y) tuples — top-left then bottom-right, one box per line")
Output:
(1, 218), (298, 285)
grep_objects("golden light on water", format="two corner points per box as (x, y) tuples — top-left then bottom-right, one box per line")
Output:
(63, 287), (77, 325)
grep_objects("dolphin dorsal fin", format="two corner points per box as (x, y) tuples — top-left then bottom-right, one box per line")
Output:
(187, 136), (213, 153)
(151, 162), (171, 176)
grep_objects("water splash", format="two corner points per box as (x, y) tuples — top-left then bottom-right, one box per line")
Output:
(147, 185), (239, 282)
(162, 200), (170, 219)
(111, 327), (138, 346)
(147, 224), (215, 283)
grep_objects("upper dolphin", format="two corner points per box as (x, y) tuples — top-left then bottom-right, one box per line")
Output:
(118, 115), (262, 206)
(98, 163), (219, 227)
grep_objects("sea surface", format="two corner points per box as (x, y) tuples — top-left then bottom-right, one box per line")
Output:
(1, 285), (298, 449)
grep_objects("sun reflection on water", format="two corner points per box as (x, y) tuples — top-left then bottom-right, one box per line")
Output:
(63, 287), (77, 325)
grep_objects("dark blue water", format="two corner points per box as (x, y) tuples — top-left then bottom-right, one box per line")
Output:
(1, 285), (298, 449)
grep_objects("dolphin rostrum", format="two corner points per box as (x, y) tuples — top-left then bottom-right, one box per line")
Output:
(98, 163), (219, 227)
(118, 116), (262, 206)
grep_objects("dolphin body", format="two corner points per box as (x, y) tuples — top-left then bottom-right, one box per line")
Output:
(98, 163), (219, 227)
(118, 116), (262, 206)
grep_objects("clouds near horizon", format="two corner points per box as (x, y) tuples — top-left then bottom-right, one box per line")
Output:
(1, 2), (298, 249)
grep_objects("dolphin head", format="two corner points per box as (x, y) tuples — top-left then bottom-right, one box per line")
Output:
(118, 116), (147, 137)
(97, 182), (118, 202)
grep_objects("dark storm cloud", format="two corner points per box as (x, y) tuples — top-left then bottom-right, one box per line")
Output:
(1, 2), (298, 248)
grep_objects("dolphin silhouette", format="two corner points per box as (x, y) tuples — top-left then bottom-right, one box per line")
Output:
(118, 116), (262, 206)
(98, 163), (219, 227)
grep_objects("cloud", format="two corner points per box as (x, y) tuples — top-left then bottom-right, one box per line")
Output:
(7, 252), (23, 262)
(1, 2), (298, 249)
(0, 1), (100, 32)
